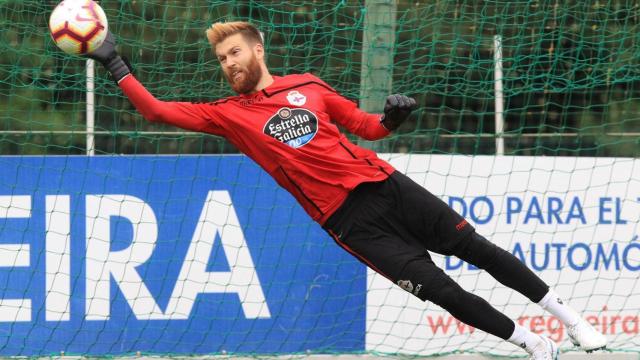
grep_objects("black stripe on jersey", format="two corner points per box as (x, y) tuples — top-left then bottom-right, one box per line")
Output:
(339, 141), (390, 176)
(279, 167), (324, 215)
(189, 98), (235, 106)
(261, 81), (337, 98)
(338, 141), (358, 159)
(211, 98), (234, 105)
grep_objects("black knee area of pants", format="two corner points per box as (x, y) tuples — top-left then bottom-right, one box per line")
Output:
(427, 275), (463, 308)
(396, 254), (516, 340)
(398, 260), (491, 326)
(453, 231), (502, 270)
(453, 231), (549, 303)
(426, 274), (515, 340)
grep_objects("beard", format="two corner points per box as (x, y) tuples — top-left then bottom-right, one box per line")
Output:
(224, 55), (263, 95)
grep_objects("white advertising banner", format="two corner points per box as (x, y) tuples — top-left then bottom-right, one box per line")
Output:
(367, 155), (640, 355)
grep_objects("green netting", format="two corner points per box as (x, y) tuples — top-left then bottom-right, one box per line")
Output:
(2, 1), (639, 156)
(0, 0), (639, 357)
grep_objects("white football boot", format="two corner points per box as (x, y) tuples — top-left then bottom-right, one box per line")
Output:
(568, 318), (607, 352)
(526, 336), (559, 360)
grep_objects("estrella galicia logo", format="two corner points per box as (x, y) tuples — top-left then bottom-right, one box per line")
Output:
(263, 107), (319, 148)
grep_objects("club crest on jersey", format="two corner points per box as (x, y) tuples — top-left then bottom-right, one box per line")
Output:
(286, 90), (307, 106)
(263, 107), (319, 148)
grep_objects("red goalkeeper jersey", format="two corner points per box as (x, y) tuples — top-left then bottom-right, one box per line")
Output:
(119, 72), (395, 224)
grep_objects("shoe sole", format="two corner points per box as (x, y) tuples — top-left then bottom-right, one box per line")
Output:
(585, 345), (607, 353)
(571, 339), (607, 353)
(570, 335), (608, 353)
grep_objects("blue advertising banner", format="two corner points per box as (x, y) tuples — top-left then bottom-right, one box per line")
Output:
(0, 156), (365, 355)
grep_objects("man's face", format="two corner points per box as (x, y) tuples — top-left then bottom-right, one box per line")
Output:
(215, 33), (263, 95)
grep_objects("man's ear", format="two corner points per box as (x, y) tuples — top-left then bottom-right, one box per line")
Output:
(254, 43), (265, 60)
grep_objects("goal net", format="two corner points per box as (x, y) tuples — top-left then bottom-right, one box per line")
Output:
(0, 0), (638, 357)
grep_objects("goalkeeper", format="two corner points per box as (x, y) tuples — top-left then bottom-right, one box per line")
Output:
(87, 22), (607, 359)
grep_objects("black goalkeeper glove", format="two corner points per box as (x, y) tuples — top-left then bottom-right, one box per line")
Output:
(380, 94), (417, 131)
(84, 31), (132, 83)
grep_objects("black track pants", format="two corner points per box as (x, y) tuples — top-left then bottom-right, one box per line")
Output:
(323, 171), (549, 340)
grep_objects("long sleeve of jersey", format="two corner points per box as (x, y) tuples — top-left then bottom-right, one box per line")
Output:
(115, 72), (395, 225)
(118, 74), (224, 135)
(311, 77), (390, 140)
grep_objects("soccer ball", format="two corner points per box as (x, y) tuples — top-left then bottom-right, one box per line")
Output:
(49, 0), (108, 55)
